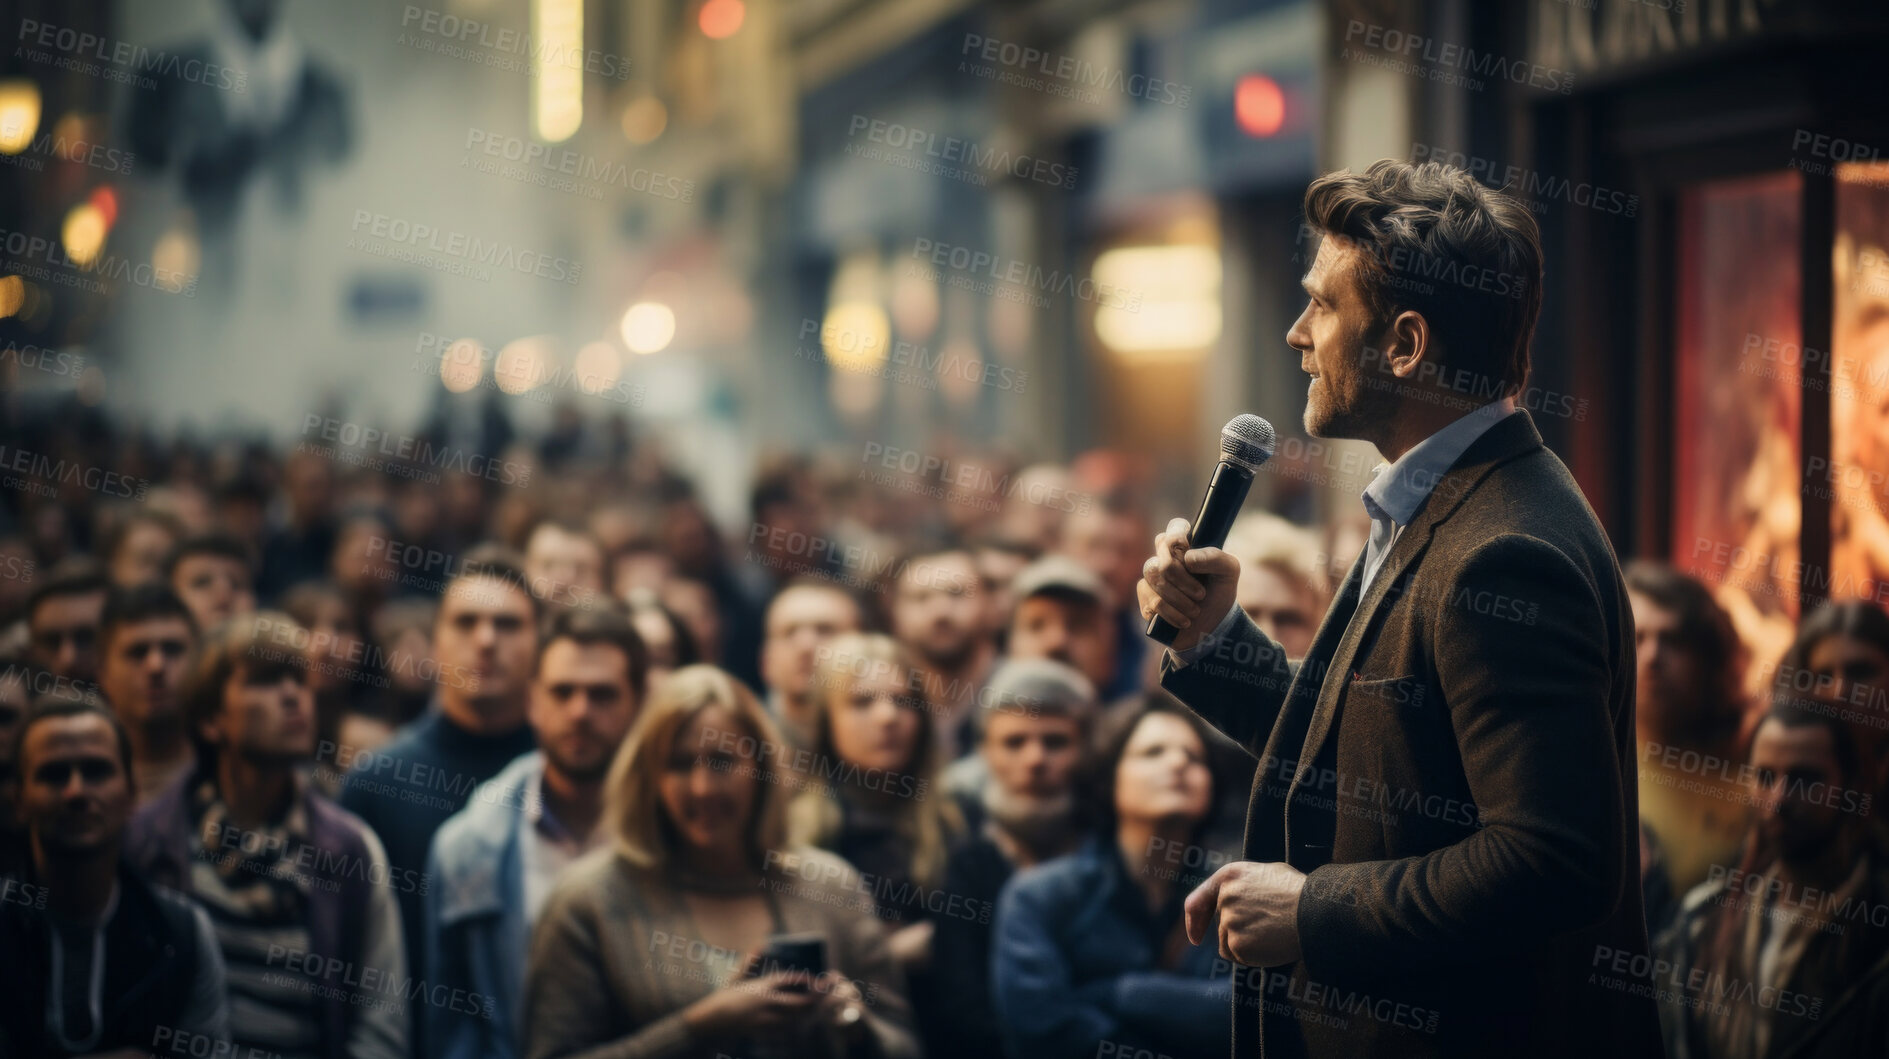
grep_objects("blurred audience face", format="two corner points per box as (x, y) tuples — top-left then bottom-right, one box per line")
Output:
(660, 578), (722, 664)
(1749, 717), (1848, 864)
(761, 585), (861, 707)
(331, 517), (397, 596)
(172, 554), (255, 630)
(1009, 594), (1115, 693)
(110, 519), (179, 588)
(983, 711), (1082, 804)
(206, 665), (317, 765)
(661, 705), (758, 854)
(30, 588), (107, 683)
(18, 713), (133, 857)
(892, 553), (985, 671)
(1238, 562), (1321, 659)
(0, 674), (27, 779)
(385, 625), (434, 696)
(0, 538), (34, 620)
(1114, 711), (1212, 828)
(997, 466), (1074, 552)
(283, 450), (336, 527)
(435, 575), (537, 707)
(1805, 634), (1889, 703)
(826, 663), (923, 774)
(975, 546), (1031, 637)
(530, 639), (641, 784)
(630, 609), (681, 685)
(526, 524), (606, 603)
(99, 615), (194, 729)
(1629, 590), (1705, 721)
(1063, 507), (1145, 608)
(300, 594), (364, 694)
(613, 549), (676, 600)
(661, 500), (721, 576)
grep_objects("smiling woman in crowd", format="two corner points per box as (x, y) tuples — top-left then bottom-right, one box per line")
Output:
(523, 664), (918, 1059)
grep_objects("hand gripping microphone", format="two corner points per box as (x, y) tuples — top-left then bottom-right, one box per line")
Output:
(1145, 414), (1277, 646)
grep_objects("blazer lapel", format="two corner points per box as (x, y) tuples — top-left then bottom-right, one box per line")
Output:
(1247, 550), (1365, 860)
(1282, 411), (1548, 820)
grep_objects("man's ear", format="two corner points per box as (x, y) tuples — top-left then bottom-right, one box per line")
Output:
(1380, 310), (1433, 379)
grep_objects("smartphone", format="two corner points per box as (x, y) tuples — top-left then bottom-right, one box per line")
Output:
(755, 933), (827, 985)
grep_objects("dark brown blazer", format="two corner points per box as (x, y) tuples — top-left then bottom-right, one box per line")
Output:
(1161, 410), (1665, 1059)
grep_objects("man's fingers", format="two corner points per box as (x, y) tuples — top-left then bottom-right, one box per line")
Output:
(1181, 546), (1237, 579)
(1184, 866), (1229, 945)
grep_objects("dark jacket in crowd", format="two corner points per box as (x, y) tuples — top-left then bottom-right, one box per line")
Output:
(1653, 851), (1889, 1059)
(923, 834), (1014, 1058)
(992, 833), (1232, 1059)
(1160, 410), (1665, 1058)
(0, 864), (228, 1058)
(337, 702), (536, 994)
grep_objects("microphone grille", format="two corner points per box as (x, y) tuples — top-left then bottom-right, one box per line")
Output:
(1220, 415), (1276, 472)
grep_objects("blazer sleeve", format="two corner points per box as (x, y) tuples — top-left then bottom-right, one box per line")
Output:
(1158, 604), (1296, 759)
(1297, 534), (1625, 973)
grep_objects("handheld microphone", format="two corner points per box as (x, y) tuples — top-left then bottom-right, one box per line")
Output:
(1145, 414), (1276, 646)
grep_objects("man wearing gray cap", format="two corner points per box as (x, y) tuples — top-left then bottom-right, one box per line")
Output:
(926, 658), (1095, 1059)
(1005, 555), (1119, 697)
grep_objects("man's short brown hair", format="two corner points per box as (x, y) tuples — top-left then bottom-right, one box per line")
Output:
(1303, 159), (1544, 399)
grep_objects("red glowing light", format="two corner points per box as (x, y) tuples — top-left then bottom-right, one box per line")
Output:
(88, 186), (118, 228)
(1234, 75), (1286, 138)
(699, 0), (744, 39)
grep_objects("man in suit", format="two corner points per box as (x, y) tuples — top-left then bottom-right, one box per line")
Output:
(1137, 159), (1664, 1058)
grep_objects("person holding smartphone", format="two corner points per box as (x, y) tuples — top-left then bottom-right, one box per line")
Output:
(523, 664), (918, 1059)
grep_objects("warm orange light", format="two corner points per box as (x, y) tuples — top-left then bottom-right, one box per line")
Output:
(89, 186), (118, 229)
(699, 0), (744, 40)
(1235, 75), (1286, 138)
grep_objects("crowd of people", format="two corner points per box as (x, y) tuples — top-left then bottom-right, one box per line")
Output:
(0, 395), (1882, 1059)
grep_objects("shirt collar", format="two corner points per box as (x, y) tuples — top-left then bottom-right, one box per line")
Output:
(1362, 396), (1520, 527)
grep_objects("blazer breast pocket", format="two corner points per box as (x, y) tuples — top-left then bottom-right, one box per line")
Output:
(1345, 673), (1429, 710)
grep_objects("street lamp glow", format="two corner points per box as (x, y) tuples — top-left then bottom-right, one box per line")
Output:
(532, 0), (583, 142)
(621, 302), (676, 354)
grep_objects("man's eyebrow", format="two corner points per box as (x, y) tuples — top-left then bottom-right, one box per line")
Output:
(1300, 274), (1323, 298)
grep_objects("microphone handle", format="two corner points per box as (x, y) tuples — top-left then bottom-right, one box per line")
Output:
(1146, 460), (1255, 646)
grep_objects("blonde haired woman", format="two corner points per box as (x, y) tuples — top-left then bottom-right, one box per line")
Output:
(787, 634), (966, 1015)
(523, 664), (918, 1059)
